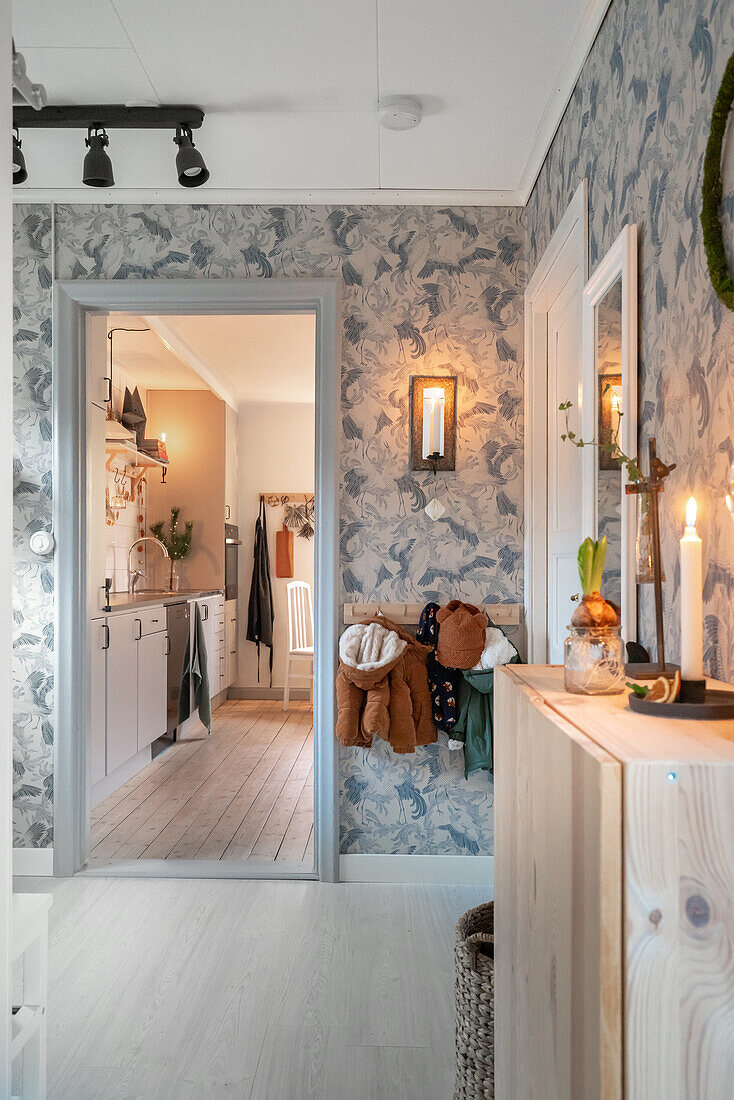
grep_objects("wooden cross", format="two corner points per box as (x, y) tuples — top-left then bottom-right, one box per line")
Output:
(625, 437), (676, 674)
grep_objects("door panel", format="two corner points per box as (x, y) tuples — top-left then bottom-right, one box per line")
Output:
(137, 630), (167, 751)
(106, 613), (138, 773)
(547, 268), (584, 662)
(89, 618), (108, 785)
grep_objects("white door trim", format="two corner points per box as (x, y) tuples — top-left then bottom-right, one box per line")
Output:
(524, 181), (588, 663)
(581, 223), (638, 643)
(52, 278), (340, 881)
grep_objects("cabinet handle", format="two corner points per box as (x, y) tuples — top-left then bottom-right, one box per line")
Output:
(202, 604), (209, 621)
(165, 634), (171, 656)
(134, 618), (142, 640)
(101, 624), (110, 650)
(225, 505), (231, 520)
(104, 375), (112, 403)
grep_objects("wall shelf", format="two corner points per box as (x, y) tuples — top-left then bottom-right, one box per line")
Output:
(105, 441), (169, 484)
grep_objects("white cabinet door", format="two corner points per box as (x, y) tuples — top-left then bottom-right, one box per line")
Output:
(137, 629), (168, 751)
(106, 613), (139, 773)
(224, 404), (238, 523)
(225, 599), (237, 687)
(89, 618), (108, 785)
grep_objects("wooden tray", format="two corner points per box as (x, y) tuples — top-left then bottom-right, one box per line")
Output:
(628, 688), (734, 720)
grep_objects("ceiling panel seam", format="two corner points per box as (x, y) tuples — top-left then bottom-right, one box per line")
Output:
(108, 0), (162, 102)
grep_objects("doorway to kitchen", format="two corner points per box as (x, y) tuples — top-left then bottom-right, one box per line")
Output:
(53, 280), (339, 880)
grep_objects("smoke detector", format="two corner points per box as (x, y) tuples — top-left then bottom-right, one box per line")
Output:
(378, 97), (422, 131)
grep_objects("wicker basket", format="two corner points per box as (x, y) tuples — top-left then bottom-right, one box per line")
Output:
(454, 901), (494, 1100)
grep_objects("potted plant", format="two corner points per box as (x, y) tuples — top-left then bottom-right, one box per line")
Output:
(565, 536), (625, 695)
(150, 506), (193, 591)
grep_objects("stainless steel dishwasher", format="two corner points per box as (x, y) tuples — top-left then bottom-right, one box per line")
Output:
(166, 601), (191, 736)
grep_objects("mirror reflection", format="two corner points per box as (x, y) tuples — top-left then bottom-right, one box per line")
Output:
(595, 277), (623, 610)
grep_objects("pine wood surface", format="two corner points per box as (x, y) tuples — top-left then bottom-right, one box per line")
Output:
(496, 666), (734, 1099)
(13, 876), (485, 1099)
(506, 665), (734, 763)
(90, 701), (314, 867)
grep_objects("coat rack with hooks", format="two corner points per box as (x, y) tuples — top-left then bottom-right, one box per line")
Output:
(343, 602), (521, 627)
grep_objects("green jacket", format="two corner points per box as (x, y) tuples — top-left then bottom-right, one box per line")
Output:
(453, 656), (521, 777)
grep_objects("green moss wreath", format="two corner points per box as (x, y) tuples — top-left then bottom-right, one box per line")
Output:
(701, 49), (734, 311)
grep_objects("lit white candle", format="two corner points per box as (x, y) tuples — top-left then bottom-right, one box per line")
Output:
(679, 496), (703, 681)
(422, 387), (445, 459)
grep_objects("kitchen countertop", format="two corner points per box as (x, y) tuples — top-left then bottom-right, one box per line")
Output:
(105, 588), (224, 614)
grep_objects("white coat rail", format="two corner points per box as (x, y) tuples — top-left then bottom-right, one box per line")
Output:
(343, 603), (521, 627)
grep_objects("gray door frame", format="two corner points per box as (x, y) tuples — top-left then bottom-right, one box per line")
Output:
(53, 278), (340, 881)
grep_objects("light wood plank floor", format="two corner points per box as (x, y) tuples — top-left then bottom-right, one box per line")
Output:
(90, 701), (314, 867)
(15, 876), (485, 1100)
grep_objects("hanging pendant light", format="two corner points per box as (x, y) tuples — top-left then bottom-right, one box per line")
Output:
(83, 126), (114, 187)
(12, 127), (27, 184)
(173, 125), (209, 187)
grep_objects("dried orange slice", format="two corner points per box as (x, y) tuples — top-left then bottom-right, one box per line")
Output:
(647, 677), (670, 702)
(664, 670), (682, 704)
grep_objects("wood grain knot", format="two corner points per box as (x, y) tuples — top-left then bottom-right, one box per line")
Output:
(685, 894), (710, 927)
(649, 908), (662, 928)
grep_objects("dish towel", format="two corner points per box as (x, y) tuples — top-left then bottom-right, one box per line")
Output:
(192, 602), (212, 734)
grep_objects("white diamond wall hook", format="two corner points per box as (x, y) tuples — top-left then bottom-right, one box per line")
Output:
(425, 497), (446, 520)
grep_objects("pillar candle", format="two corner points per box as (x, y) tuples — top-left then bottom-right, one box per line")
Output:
(679, 496), (703, 681)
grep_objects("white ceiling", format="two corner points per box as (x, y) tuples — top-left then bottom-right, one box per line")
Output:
(12, 0), (608, 202)
(108, 312), (316, 406)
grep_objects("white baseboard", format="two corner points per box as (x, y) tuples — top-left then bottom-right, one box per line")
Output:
(91, 745), (152, 808)
(339, 854), (494, 886)
(13, 847), (54, 877)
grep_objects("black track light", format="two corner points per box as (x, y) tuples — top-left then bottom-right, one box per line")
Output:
(13, 127), (27, 184)
(83, 126), (114, 187)
(174, 126), (209, 187)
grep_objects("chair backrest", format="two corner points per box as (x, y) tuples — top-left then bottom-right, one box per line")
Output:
(287, 581), (314, 652)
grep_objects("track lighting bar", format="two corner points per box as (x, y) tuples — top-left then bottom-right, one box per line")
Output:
(12, 104), (205, 130)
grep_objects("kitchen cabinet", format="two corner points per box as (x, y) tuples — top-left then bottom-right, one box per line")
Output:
(136, 629), (168, 751)
(196, 594), (226, 698)
(224, 403), (238, 524)
(225, 598), (237, 688)
(494, 665), (734, 1100)
(105, 612), (139, 774)
(103, 607), (168, 776)
(89, 618), (108, 785)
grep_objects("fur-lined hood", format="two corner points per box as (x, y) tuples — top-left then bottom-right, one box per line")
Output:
(339, 621), (408, 688)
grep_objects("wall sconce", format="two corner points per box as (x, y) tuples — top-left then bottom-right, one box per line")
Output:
(598, 373), (623, 470)
(409, 376), (457, 471)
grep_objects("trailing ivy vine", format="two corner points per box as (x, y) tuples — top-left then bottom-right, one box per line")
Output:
(701, 49), (734, 312)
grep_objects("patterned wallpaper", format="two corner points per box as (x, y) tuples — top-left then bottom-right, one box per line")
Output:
(13, 202), (527, 854)
(526, 0), (734, 682)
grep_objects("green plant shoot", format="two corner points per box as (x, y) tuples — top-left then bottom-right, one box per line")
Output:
(577, 536), (607, 595)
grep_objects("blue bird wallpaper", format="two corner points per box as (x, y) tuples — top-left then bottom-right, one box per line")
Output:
(13, 202), (526, 853)
(526, 0), (734, 684)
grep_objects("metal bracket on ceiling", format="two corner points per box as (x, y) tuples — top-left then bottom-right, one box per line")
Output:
(12, 104), (205, 130)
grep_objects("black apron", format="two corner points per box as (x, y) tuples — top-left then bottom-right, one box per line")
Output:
(246, 495), (275, 683)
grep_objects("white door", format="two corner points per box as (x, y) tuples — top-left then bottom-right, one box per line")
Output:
(137, 630), (168, 750)
(525, 182), (587, 663)
(106, 612), (139, 772)
(89, 617), (108, 785)
(547, 272), (584, 662)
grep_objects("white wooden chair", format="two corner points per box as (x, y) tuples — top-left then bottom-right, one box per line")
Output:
(284, 580), (314, 711)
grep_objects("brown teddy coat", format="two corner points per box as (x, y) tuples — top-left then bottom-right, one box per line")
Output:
(336, 615), (436, 753)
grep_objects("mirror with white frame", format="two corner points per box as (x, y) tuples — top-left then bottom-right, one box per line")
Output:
(581, 224), (638, 643)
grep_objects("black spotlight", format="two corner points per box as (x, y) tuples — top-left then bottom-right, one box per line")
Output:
(83, 126), (114, 187)
(13, 128), (27, 184)
(174, 126), (209, 187)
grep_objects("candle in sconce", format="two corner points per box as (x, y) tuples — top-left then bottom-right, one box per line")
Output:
(422, 387), (445, 459)
(679, 496), (703, 681)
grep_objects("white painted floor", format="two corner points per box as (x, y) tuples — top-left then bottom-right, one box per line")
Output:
(15, 876), (485, 1100)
